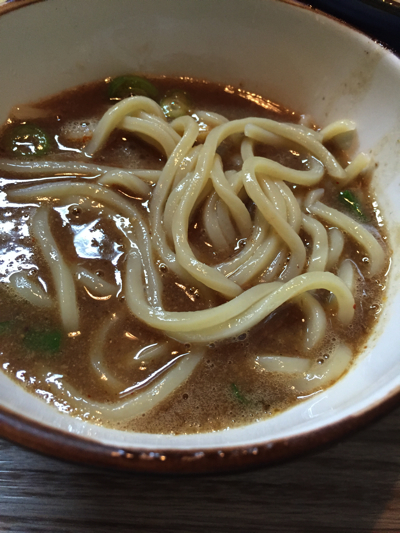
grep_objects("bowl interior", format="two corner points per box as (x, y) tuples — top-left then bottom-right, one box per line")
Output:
(0, 0), (399, 456)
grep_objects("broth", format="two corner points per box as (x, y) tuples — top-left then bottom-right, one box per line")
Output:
(0, 76), (388, 434)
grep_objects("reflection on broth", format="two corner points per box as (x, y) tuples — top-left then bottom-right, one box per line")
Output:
(0, 76), (388, 434)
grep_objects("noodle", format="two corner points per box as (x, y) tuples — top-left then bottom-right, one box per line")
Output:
(31, 207), (79, 332)
(9, 271), (52, 308)
(55, 352), (203, 421)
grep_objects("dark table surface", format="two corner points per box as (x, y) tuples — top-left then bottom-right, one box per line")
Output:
(1, 403), (400, 532)
(302, 0), (400, 55)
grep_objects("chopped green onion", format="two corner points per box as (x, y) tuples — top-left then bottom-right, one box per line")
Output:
(23, 329), (62, 354)
(0, 321), (12, 335)
(108, 75), (158, 100)
(3, 123), (51, 157)
(160, 90), (192, 119)
(231, 382), (249, 405)
(339, 189), (367, 221)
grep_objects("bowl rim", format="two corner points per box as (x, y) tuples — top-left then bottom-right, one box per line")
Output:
(0, 0), (399, 473)
(1, 383), (399, 474)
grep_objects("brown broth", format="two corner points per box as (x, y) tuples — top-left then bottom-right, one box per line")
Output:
(0, 76), (389, 434)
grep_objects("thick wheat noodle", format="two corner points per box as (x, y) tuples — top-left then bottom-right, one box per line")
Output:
(241, 137), (255, 160)
(244, 151), (324, 191)
(8, 181), (164, 308)
(256, 354), (312, 373)
(211, 201), (236, 247)
(149, 116), (199, 277)
(302, 214), (329, 272)
(151, 161), (223, 296)
(296, 292), (327, 350)
(125, 246), (280, 333)
(168, 272), (354, 344)
(203, 169), (249, 250)
(171, 126), (245, 298)
(89, 314), (123, 389)
(0, 159), (161, 182)
(309, 201), (385, 276)
(228, 234), (281, 285)
(120, 116), (177, 156)
(172, 145), (202, 188)
(276, 181), (302, 232)
(89, 312), (186, 399)
(242, 157), (306, 280)
(341, 153), (371, 187)
(320, 119), (356, 143)
(244, 126), (326, 185)
(216, 199), (238, 245)
(210, 156), (252, 237)
(206, 196), (237, 249)
(260, 178), (302, 235)
(304, 188), (324, 211)
(168, 115), (343, 296)
(203, 192), (230, 250)
(244, 126), (294, 151)
(195, 110), (229, 142)
(262, 249), (288, 282)
(139, 111), (182, 143)
(292, 344), (352, 392)
(163, 173), (192, 241)
(169, 114), (344, 299)
(99, 169), (151, 197)
(256, 343), (352, 388)
(31, 207), (79, 332)
(195, 110), (229, 127)
(260, 178), (288, 218)
(125, 216), (163, 309)
(9, 271), (52, 308)
(202, 175), (241, 249)
(326, 227), (345, 271)
(74, 266), (118, 297)
(164, 175), (215, 251)
(217, 209), (269, 277)
(89, 316), (182, 394)
(57, 352), (203, 422)
(337, 259), (356, 293)
(85, 96), (165, 155)
(6, 108), (381, 334)
(125, 247), (354, 336)
(243, 120), (346, 179)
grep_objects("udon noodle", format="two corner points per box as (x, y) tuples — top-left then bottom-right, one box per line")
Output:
(0, 76), (387, 433)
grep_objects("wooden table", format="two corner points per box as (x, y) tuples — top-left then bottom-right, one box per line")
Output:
(0, 404), (399, 532)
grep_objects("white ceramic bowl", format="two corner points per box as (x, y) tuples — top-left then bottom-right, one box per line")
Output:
(0, 0), (399, 473)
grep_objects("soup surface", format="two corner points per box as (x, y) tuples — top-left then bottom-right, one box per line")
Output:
(0, 76), (388, 434)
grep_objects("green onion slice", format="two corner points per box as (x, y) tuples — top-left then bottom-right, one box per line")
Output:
(160, 90), (192, 119)
(108, 75), (158, 101)
(23, 328), (62, 355)
(231, 383), (249, 405)
(3, 123), (51, 157)
(339, 189), (367, 221)
(0, 321), (12, 335)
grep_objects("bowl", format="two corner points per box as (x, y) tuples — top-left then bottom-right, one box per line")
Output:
(0, 0), (400, 474)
